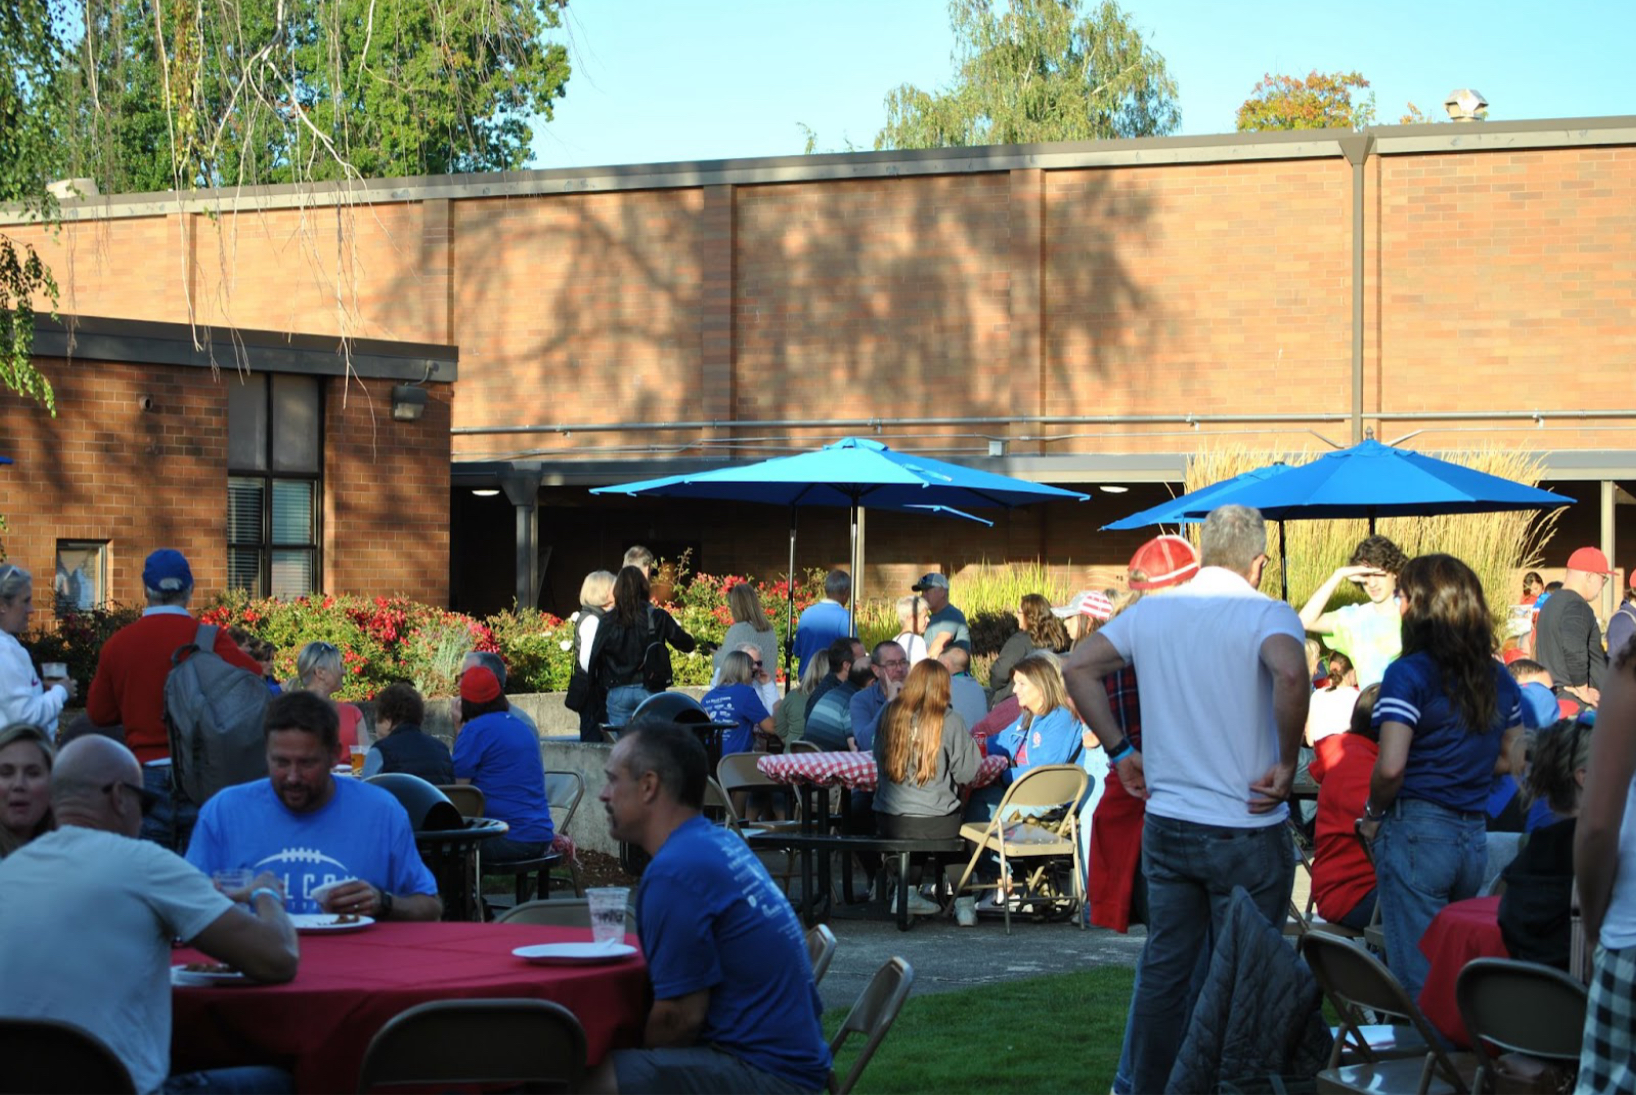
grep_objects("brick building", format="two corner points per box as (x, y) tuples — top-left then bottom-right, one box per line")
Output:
(0, 317), (454, 619)
(3, 115), (1632, 617)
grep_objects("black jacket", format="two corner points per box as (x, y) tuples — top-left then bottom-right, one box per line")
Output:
(374, 724), (455, 786)
(596, 604), (696, 690)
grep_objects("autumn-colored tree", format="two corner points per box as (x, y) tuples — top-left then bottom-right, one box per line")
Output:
(1235, 70), (1375, 132)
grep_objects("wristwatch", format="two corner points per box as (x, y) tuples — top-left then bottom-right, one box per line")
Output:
(1363, 799), (1384, 821)
(378, 889), (394, 920)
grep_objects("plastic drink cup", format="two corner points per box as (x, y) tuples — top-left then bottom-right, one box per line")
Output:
(212, 869), (254, 903)
(349, 746), (367, 776)
(587, 887), (629, 945)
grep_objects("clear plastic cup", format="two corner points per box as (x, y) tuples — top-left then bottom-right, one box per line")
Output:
(587, 887), (629, 946)
(212, 869), (254, 904)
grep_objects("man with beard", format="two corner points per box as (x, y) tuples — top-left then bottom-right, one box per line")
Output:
(187, 691), (441, 920)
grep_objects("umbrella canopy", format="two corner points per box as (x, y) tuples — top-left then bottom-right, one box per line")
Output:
(593, 437), (1089, 511)
(1175, 440), (1574, 525)
(592, 437), (1090, 680)
(1101, 463), (1293, 531)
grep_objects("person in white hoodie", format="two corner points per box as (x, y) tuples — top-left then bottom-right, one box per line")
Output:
(0, 565), (76, 739)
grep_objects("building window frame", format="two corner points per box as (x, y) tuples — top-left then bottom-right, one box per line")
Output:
(227, 375), (323, 598)
(54, 540), (109, 616)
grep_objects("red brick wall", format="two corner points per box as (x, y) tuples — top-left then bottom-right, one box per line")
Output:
(0, 358), (450, 623)
(323, 376), (451, 602)
(0, 359), (229, 628)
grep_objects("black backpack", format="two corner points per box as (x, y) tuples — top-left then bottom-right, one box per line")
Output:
(164, 624), (271, 805)
(639, 606), (673, 692)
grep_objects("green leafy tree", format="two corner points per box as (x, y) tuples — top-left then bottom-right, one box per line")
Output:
(48, 0), (573, 192)
(0, 0), (69, 412)
(1235, 70), (1375, 132)
(874, 0), (1180, 150)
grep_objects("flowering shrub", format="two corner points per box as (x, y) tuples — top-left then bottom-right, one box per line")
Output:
(32, 563), (861, 700)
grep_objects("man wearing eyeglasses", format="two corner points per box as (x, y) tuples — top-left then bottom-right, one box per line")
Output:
(0, 736), (298, 1094)
(84, 548), (263, 852)
(849, 641), (910, 753)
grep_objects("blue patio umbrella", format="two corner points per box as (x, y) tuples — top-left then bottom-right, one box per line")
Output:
(1175, 440), (1574, 529)
(1101, 463), (1293, 531)
(592, 437), (1090, 682)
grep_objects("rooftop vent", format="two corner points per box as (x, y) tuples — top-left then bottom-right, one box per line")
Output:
(1443, 89), (1488, 122)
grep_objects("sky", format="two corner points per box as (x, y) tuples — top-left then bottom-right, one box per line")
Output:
(529, 0), (1636, 170)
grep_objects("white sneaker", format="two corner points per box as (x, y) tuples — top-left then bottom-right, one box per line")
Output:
(954, 896), (978, 927)
(890, 890), (940, 916)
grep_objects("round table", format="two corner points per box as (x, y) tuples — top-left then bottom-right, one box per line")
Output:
(1416, 895), (1508, 1048)
(171, 921), (648, 1093)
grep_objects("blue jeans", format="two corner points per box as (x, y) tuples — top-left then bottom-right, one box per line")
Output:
(605, 684), (651, 728)
(1127, 813), (1294, 1094)
(1373, 797), (1485, 1004)
(1336, 887), (1378, 931)
(140, 764), (198, 854)
(162, 1066), (292, 1093)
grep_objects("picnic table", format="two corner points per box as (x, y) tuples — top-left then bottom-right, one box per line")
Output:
(752, 751), (1009, 929)
(171, 921), (647, 1092)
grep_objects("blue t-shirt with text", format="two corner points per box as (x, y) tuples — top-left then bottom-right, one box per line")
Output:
(700, 684), (770, 756)
(452, 710), (554, 842)
(637, 815), (831, 1090)
(186, 777), (437, 912)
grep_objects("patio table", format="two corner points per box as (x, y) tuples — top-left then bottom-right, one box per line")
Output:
(754, 751), (1008, 925)
(170, 921), (647, 1093)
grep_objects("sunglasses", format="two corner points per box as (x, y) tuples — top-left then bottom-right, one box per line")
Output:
(104, 780), (162, 818)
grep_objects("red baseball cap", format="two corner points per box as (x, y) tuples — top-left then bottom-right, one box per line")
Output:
(459, 666), (502, 704)
(1566, 546), (1611, 575)
(1128, 535), (1200, 591)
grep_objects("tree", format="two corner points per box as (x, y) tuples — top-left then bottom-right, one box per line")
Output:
(47, 0), (573, 192)
(0, 0), (573, 412)
(874, 0), (1180, 150)
(1235, 70), (1375, 132)
(0, 0), (69, 412)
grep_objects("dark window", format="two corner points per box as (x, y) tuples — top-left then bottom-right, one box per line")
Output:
(228, 375), (321, 597)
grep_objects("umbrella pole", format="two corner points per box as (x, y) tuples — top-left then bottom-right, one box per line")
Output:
(784, 506), (797, 696)
(1368, 508), (1377, 536)
(1279, 520), (1289, 602)
(848, 502), (860, 636)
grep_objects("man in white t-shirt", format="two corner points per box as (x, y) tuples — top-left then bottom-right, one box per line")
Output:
(1063, 505), (1309, 1094)
(0, 736), (299, 1094)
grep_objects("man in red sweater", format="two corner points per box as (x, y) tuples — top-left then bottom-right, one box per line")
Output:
(86, 549), (262, 852)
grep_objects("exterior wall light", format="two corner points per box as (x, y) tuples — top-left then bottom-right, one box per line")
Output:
(391, 362), (438, 421)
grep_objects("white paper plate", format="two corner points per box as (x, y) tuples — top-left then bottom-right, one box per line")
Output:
(172, 964), (249, 987)
(512, 941), (637, 966)
(290, 913), (375, 933)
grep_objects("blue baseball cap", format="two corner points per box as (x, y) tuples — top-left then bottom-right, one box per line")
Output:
(142, 549), (193, 592)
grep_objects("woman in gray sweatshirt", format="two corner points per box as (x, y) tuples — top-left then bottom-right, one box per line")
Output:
(872, 659), (982, 840)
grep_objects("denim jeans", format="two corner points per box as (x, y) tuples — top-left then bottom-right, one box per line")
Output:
(140, 764), (198, 855)
(605, 684), (651, 728)
(1373, 797), (1485, 1004)
(162, 1066), (292, 1093)
(1127, 813), (1295, 1094)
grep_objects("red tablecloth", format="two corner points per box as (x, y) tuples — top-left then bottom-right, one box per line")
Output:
(1417, 895), (1508, 1048)
(172, 921), (648, 1093)
(757, 750), (1008, 790)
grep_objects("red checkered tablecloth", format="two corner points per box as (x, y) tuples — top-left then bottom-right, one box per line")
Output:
(757, 751), (1008, 791)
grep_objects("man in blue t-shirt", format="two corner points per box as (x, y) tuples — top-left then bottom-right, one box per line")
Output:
(589, 719), (831, 1095)
(187, 691), (442, 921)
(793, 570), (852, 677)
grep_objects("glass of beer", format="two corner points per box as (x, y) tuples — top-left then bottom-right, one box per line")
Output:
(349, 746), (367, 776)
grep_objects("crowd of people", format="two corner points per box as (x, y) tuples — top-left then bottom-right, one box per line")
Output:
(4, 516), (1636, 1092)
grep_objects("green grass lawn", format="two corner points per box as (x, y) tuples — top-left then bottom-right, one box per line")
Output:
(824, 966), (1135, 1094)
